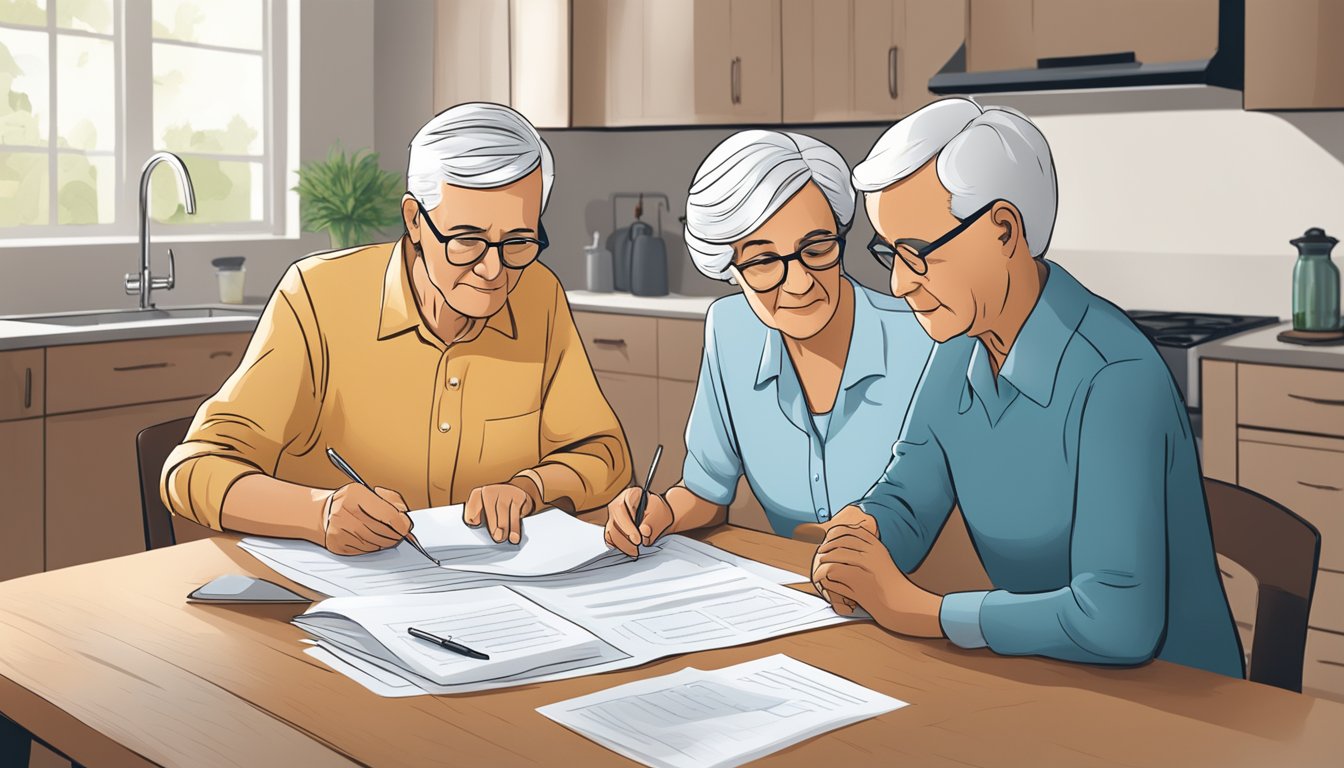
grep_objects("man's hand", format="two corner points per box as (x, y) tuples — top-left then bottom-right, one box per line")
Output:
(812, 523), (943, 637)
(805, 505), (880, 610)
(604, 487), (674, 557)
(320, 483), (413, 555)
(463, 480), (540, 544)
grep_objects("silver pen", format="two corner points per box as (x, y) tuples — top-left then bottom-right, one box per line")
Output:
(326, 447), (440, 566)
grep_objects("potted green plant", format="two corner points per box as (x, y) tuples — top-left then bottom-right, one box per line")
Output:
(293, 145), (404, 250)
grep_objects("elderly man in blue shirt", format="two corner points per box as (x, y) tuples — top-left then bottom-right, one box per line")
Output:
(811, 98), (1244, 678)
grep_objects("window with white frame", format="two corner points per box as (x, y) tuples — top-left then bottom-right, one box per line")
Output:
(0, 0), (288, 238)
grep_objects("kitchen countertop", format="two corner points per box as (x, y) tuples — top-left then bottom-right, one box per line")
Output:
(1200, 321), (1344, 371)
(565, 290), (719, 320)
(0, 291), (722, 352)
(0, 304), (265, 352)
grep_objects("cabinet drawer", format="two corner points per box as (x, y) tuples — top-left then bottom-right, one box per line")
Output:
(1311, 568), (1344, 634)
(0, 348), (44, 421)
(657, 318), (704, 382)
(573, 311), (658, 376)
(46, 333), (250, 414)
(1304, 628), (1344, 703)
(1238, 434), (1344, 571)
(1239, 364), (1344, 438)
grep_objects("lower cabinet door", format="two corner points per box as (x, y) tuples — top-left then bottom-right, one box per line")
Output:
(0, 417), (45, 580)
(45, 397), (203, 570)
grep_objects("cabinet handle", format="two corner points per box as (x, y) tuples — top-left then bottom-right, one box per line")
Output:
(1297, 480), (1342, 492)
(1287, 393), (1344, 407)
(592, 337), (628, 347)
(209, 351), (234, 359)
(23, 367), (31, 409)
(113, 362), (172, 372)
(888, 46), (898, 99)
(730, 57), (742, 105)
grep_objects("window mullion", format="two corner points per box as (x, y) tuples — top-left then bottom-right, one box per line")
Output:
(46, 0), (55, 227)
(121, 0), (153, 239)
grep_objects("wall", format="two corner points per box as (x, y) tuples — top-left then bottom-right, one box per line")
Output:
(537, 107), (1344, 318)
(0, 0), (378, 315)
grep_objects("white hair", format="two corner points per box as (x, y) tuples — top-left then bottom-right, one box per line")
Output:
(407, 102), (555, 212)
(853, 98), (1057, 257)
(684, 130), (856, 282)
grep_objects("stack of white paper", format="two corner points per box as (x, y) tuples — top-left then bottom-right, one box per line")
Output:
(537, 654), (908, 768)
(294, 587), (611, 686)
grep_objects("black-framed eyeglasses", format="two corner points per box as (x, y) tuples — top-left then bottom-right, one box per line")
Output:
(730, 235), (845, 293)
(868, 199), (1004, 276)
(416, 200), (549, 269)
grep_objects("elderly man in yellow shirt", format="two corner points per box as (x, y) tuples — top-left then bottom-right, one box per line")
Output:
(162, 103), (631, 554)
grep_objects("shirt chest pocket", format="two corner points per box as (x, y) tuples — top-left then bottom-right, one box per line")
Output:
(478, 409), (542, 469)
(462, 358), (544, 420)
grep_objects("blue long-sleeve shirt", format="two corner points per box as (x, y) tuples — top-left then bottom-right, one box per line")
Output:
(858, 262), (1244, 678)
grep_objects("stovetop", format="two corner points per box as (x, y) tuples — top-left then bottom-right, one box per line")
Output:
(1125, 310), (1280, 349)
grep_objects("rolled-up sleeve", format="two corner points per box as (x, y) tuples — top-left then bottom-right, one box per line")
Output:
(518, 280), (632, 511)
(681, 310), (742, 506)
(971, 362), (1170, 665)
(160, 265), (322, 530)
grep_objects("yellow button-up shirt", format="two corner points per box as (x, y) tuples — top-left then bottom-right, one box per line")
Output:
(162, 239), (632, 530)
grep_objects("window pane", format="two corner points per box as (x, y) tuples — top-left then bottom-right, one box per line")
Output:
(0, 0), (46, 27)
(153, 43), (262, 155)
(0, 151), (48, 226)
(56, 34), (113, 151)
(151, 156), (260, 224)
(56, 0), (113, 34)
(152, 0), (262, 50)
(57, 151), (112, 224)
(0, 27), (50, 148)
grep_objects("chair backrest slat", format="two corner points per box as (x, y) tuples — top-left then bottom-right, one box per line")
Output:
(136, 417), (195, 551)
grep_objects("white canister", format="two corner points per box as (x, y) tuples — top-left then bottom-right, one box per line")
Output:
(584, 231), (614, 292)
(212, 256), (247, 304)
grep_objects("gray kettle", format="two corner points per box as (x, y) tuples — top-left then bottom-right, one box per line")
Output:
(610, 195), (652, 292)
(631, 200), (669, 297)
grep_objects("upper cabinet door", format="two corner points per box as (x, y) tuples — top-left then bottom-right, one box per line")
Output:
(781, 0), (853, 122)
(434, 0), (511, 110)
(851, 0), (905, 119)
(692, 0), (782, 124)
(901, 0), (966, 113)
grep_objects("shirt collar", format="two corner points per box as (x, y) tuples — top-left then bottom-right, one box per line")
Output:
(992, 261), (1088, 408)
(378, 237), (518, 343)
(754, 275), (881, 388)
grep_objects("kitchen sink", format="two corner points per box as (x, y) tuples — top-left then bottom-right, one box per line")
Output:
(6, 307), (261, 326)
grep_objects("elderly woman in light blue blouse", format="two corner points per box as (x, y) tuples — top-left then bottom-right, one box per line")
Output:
(603, 130), (934, 553)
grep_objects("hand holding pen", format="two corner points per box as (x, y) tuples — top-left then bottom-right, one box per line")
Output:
(603, 445), (670, 559)
(324, 447), (440, 565)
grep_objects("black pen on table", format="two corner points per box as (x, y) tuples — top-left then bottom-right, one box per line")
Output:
(325, 447), (440, 566)
(407, 627), (490, 660)
(632, 444), (664, 532)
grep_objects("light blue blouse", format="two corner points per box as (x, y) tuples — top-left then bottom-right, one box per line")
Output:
(682, 277), (934, 536)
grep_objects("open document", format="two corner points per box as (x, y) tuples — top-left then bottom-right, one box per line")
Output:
(239, 506), (806, 597)
(299, 554), (851, 696)
(537, 655), (908, 768)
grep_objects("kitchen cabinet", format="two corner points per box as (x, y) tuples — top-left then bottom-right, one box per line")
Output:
(1202, 358), (1344, 701)
(433, 0), (570, 127)
(575, 0), (782, 127)
(0, 332), (249, 579)
(1244, 0), (1344, 111)
(0, 417), (45, 581)
(782, 0), (963, 123)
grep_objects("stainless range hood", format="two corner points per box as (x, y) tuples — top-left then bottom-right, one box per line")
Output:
(930, 0), (1244, 95)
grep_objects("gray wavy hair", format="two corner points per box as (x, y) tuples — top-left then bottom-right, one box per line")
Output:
(407, 102), (555, 212)
(684, 130), (855, 283)
(852, 98), (1057, 257)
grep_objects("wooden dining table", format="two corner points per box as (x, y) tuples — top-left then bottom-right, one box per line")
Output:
(0, 518), (1340, 767)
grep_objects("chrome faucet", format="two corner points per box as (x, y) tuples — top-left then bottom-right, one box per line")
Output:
(126, 151), (196, 309)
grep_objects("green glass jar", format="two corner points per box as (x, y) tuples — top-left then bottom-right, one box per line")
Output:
(1291, 227), (1341, 332)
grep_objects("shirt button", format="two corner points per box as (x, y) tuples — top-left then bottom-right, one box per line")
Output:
(439, 422), (451, 433)
(449, 377), (460, 388)
(813, 473), (820, 482)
